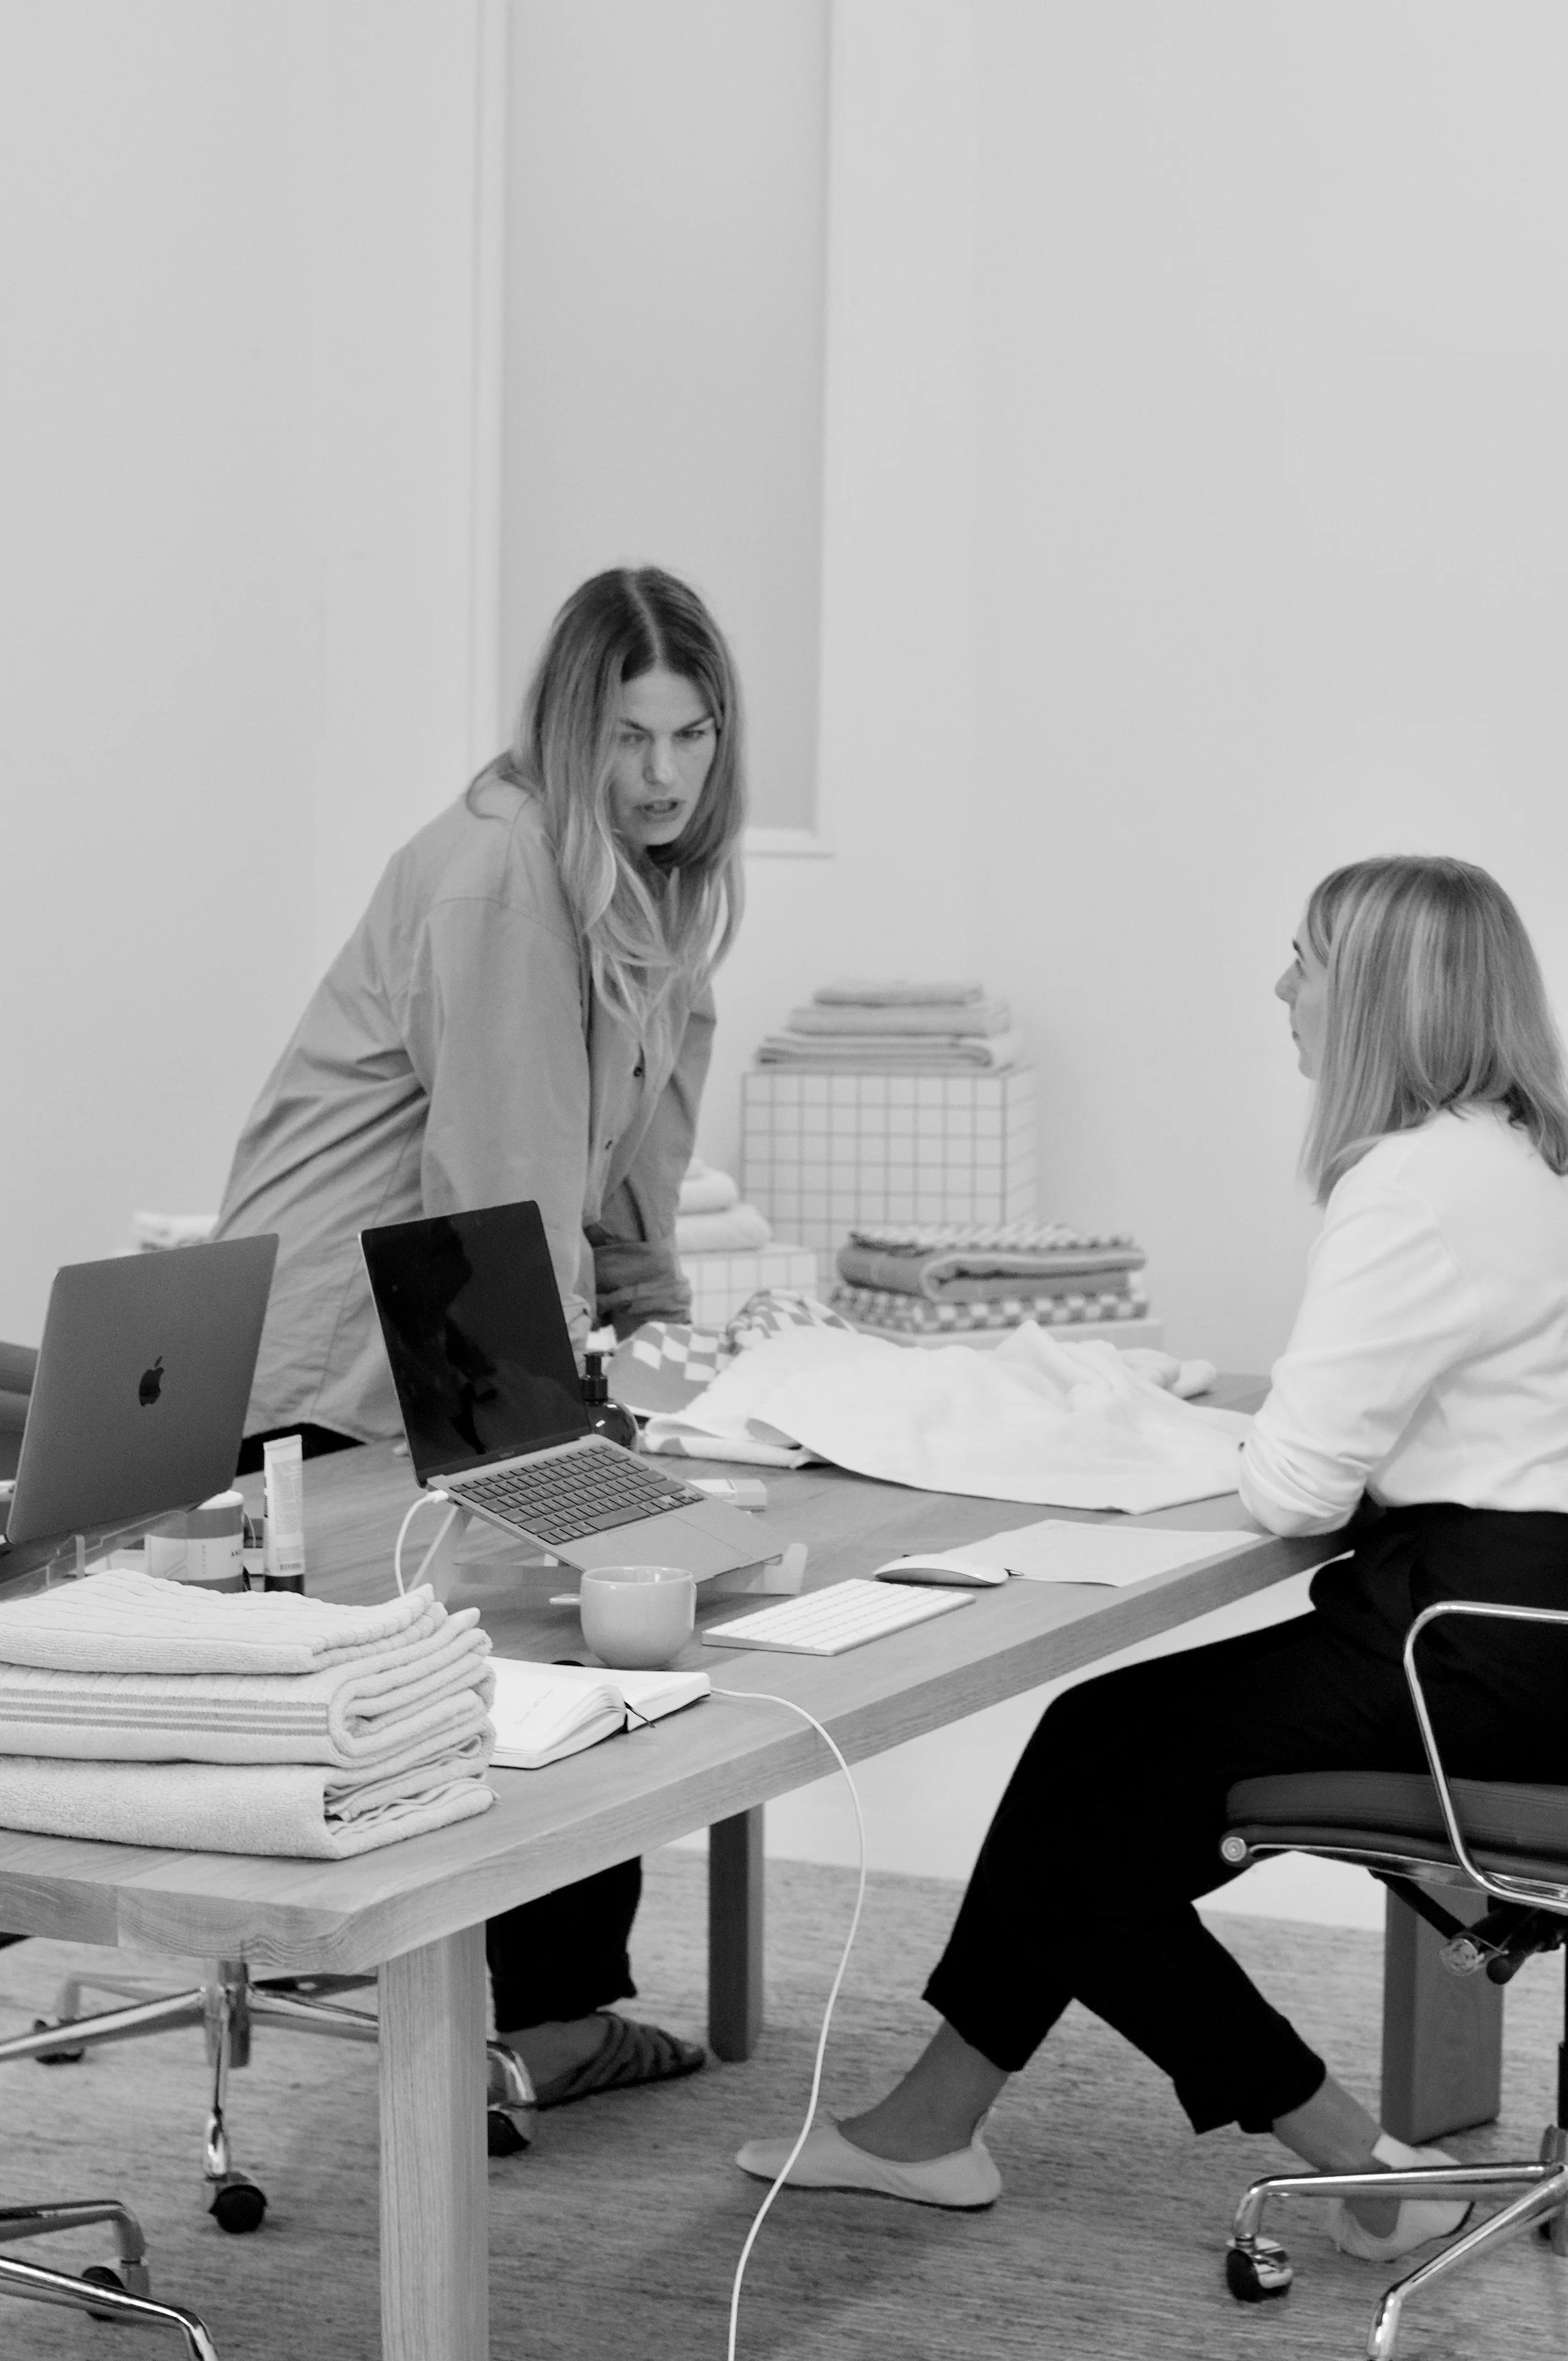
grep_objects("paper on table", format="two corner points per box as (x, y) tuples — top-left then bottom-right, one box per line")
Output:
(952, 1521), (1255, 1587)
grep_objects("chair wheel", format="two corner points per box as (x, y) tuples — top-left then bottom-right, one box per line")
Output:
(210, 2179), (267, 2234)
(487, 2106), (531, 2157)
(80, 2261), (150, 2320)
(31, 2014), (85, 2065)
(1226, 2237), (1294, 2302)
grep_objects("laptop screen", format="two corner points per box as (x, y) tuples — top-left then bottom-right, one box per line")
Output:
(361, 1200), (591, 1482)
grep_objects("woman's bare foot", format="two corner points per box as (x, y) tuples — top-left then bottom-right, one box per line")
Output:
(1273, 2074), (1398, 2237)
(839, 2021), (1010, 2163)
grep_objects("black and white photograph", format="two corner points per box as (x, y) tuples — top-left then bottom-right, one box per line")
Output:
(2, 6), (1567, 2357)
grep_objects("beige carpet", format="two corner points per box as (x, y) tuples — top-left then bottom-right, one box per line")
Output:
(4, 1853), (1568, 2359)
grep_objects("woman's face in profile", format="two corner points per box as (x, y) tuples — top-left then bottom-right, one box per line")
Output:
(1275, 922), (1329, 1078)
(608, 666), (717, 851)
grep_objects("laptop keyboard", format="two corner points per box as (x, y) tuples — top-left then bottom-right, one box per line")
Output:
(450, 1440), (707, 1547)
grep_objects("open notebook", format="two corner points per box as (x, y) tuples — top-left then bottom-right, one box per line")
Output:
(488, 1655), (710, 1771)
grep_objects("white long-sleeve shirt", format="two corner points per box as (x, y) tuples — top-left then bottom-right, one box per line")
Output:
(1239, 1107), (1568, 1537)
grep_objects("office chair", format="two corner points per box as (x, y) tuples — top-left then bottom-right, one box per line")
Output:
(1, 2195), (218, 2355)
(0, 1962), (536, 2231)
(1219, 1598), (1568, 2360)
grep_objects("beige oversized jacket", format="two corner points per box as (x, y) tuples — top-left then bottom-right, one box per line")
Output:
(214, 777), (712, 1443)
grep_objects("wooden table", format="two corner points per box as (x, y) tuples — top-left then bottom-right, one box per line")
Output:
(0, 1407), (1359, 2360)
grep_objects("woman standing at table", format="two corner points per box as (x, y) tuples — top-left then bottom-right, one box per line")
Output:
(738, 854), (1568, 2261)
(215, 565), (745, 2108)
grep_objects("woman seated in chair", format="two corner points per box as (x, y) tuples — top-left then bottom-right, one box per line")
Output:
(738, 854), (1568, 2261)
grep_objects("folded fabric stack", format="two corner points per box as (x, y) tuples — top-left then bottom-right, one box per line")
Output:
(0, 1570), (496, 1858)
(833, 1220), (1149, 1338)
(675, 1159), (772, 1255)
(755, 980), (1023, 1073)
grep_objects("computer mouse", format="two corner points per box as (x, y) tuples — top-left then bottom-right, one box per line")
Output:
(873, 1551), (1010, 1588)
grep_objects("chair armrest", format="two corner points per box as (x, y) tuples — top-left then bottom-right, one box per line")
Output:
(1403, 1600), (1568, 1909)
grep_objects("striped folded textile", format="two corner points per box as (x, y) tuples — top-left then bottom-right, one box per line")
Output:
(813, 980), (984, 1007)
(783, 999), (1011, 1038)
(0, 1566), (449, 1675)
(832, 1285), (1150, 1335)
(0, 1729), (496, 1859)
(838, 1221), (1145, 1305)
(754, 1029), (1024, 1071)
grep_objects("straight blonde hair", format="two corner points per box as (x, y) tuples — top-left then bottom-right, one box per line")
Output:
(1302, 856), (1568, 1201)
(477, 567), (746, 1033)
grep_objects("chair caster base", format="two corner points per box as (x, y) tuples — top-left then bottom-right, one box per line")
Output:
(81, 2259), (152, 2318)
(207, 2174), (266, 2234)
(31, 2016), (86, 2065)
(1226, 2236), (1294, 2302)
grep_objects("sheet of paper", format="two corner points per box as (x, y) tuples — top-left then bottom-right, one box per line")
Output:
(957, 1520), (1255, 1587)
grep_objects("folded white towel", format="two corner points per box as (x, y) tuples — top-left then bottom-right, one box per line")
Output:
(0, 1732), (496, 1859)
(675, 1204), (773, 1254)
(0, 1649), (494, 1767)
(678, 1160), (739, 1216)
(0, 1570), (445, 1675)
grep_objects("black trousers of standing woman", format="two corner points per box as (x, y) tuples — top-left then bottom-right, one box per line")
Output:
(238, 1424), (643, 2031)
(924, 1504), (1568, 2135)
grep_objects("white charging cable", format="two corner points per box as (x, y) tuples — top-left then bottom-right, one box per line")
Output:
(392, 1489), (455, 1595)
(706, 1688), (868, 2361)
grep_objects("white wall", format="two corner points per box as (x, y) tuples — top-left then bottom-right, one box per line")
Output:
(0, 2), (489, 1343)
(966, 0), (1568, 1368)
(498, 0), (829, 829)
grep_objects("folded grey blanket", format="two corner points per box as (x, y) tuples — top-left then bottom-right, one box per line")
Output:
(837, 1241), (1147, 1302)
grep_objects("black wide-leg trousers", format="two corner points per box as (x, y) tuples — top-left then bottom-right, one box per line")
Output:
(924, 1504), (1568, 2135)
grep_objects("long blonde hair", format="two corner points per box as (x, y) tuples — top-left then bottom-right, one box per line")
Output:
(1302, 855), (1568, 1200)
(478, 567), (746, 1032)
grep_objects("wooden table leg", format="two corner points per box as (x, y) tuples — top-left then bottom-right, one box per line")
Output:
(379, 1925), (488, 2361)
(1381, 1887), (1504, 2144)
(709, 1807), (764, 2061)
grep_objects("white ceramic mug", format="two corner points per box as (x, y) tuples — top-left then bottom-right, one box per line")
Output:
(579, 1565), (695, 1669)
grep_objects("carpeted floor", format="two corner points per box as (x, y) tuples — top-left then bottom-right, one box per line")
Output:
(4, 1852), (1568, 2359)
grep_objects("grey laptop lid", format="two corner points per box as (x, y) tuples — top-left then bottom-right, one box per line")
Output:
(2, 1236), (277, 1550)
(360, 1199), (590, 1485)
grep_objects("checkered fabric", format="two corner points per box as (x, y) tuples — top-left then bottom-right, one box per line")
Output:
(606, 1290), (856, 1416)
(831, 1285), (1151, 1334)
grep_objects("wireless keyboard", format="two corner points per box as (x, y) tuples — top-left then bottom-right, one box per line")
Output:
(702, 1578), (974, 1657)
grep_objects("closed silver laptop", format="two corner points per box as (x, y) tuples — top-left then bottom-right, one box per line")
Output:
(361, 1199), (769, 1581)
(0, 1237), (277, 1561)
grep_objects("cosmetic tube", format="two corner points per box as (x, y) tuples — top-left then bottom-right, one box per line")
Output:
(262, 1435), (307, 1592)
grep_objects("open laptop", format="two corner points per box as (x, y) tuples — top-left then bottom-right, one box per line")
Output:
(0, 1236), (278, 1562)
(360, 1199), (769, 1581)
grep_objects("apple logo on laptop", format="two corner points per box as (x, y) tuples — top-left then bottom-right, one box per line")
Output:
(139, 1356), (165, 1408)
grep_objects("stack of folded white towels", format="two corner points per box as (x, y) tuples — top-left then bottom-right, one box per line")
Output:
(675, 1160), (772, 1255)
(0, 1570), (496, 1859)
(755, 979), (1023, 1072)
